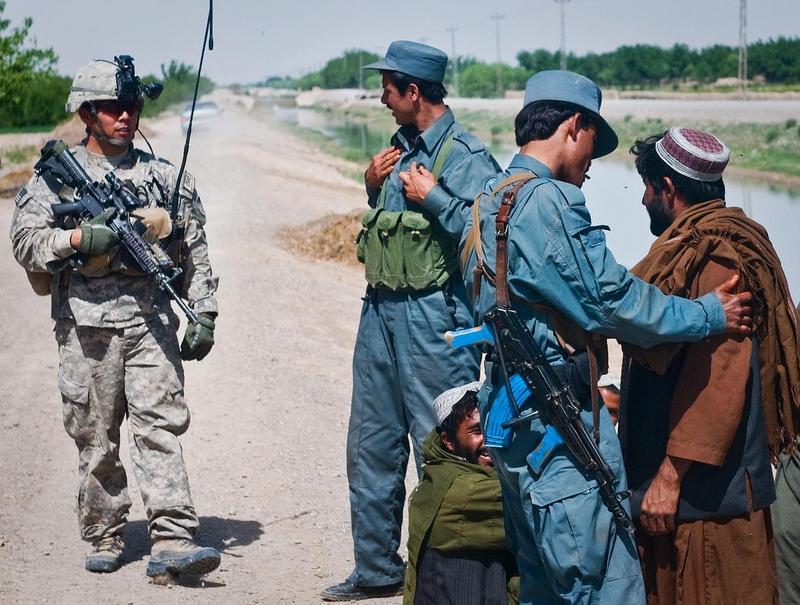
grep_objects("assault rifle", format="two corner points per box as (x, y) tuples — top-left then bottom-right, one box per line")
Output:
(34, 139), (199, 324)
(445, 306), (634, 535)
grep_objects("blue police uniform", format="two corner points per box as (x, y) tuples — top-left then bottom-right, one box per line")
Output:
(462, 153), (730, 604)
(347, 107), (500, 587)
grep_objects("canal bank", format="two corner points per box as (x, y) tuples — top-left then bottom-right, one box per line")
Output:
(266, 99), (800, 301)
(277, 92), (800, 187)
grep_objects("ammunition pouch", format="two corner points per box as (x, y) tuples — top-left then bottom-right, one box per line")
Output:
(25, 270), (53, 296)
(356, 134), (457, 292)
(356, 208), (458, 291)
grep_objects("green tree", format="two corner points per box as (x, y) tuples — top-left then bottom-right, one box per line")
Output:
(750, 37), (800, 83)
(688, 44), (737, 81)
(460, 62), (527, 98)
(517, 49), (559, 73)
(0, 1), (70, 128)
(666, 44), (695, 80)
(320, 49), (379, 88)
(296, 71), (323, 90)
(140, 60), (214, 117)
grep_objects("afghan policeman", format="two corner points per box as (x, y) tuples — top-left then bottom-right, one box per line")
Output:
(458, 71), (754, 604)
(321, 40), (500, 601)
(10, 57), (220, 579)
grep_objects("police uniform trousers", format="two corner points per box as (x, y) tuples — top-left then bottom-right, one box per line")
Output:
(775, 449), (800, 605)
(55, 314), (198, 543)
(487, 400), (645, 605)
(346, 279), (480, 586)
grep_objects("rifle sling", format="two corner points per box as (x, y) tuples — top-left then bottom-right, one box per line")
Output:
(491, 173), (603, 443)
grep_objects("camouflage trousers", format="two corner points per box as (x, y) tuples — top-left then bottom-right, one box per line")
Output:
(55, 315), (199, 543)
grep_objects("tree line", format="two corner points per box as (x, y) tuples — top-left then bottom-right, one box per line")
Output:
(0, 2), (213, 130)
(264, 37), (800, 98)
(518, 38), (800, 88)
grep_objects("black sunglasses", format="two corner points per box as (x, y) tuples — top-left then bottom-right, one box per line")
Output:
(93, 99), (143, 117)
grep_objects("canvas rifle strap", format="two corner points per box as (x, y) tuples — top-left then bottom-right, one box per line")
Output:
(487, 173), (604, 443)
(461, 173), (536, 307)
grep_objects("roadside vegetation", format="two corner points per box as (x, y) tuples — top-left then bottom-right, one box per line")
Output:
(0, 3), (214, 136)
(260, 39), (800, 98)
(280, 102), (800, 183)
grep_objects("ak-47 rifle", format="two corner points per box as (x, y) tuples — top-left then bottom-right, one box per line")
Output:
(34, 139), (199, 324)
(446, 309), (634, 535)
(444, 175), (633, 535)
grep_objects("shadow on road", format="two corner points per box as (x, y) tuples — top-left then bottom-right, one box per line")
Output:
(122, 516), (264, 564)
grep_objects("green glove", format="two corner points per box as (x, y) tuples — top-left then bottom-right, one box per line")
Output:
(77, 208), (119, 256)
(180, 312), (216, 361)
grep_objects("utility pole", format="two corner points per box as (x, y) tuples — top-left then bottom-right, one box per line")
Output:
(446, 26), (460, 96)
(738, 0), (748, 95)
(490, 13), (504, 63)
(554, 0), (571, 70)
(490, 13), (505, 96)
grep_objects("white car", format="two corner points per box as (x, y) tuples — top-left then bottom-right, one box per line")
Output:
(180, 100), (221, 133)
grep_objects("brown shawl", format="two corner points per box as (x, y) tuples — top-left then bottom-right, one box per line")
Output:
(627, 199), (800, 460)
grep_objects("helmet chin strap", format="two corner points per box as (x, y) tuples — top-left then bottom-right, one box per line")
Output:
(92, 131), (129, 148)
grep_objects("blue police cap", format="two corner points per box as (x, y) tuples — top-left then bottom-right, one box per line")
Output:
(364, 40), (448, 84)
(523, 70), (618, 158)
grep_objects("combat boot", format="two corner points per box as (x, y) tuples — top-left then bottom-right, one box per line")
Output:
(85, 535), (124, 573)
(146, 539), (220, 578)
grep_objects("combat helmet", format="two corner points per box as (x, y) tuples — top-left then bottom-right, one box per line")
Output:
(65, 56), (163, 112)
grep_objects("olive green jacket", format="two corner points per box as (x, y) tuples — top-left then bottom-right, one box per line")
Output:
(404, 430), (519, 604)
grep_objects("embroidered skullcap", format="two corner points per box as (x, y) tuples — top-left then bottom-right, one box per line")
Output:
(432, 381), (483, 426)
(655, 127), (730, 182)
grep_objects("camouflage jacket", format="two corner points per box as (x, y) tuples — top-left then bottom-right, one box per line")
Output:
(10, 143), (218, 328)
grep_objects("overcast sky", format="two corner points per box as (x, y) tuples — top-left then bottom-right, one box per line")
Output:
(8, 0), (800, 85)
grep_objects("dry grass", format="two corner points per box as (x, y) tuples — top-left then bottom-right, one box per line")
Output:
(0, 168), (31, 197)
(282, 209), (364, 266)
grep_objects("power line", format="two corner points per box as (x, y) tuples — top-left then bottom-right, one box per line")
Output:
(446, 26), (460, 96)
(738, 0), (748, 95)
(490, 13), (505, 97)
(554, 0), (571, 70)
(489, 13), (505, 63)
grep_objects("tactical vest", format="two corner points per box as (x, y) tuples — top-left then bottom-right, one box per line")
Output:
(355, 135), (458, 292)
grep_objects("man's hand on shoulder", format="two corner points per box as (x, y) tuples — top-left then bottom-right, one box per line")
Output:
(365, 146), (401, 189)
(398, 161), (436, 204)
(714, 274), (753, 336)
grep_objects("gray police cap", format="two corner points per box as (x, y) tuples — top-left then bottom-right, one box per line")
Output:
(364, 40), (448, 84)
(522, 70), (618, 159)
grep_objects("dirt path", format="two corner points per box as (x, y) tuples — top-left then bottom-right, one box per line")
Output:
(0, 103), (414, 604)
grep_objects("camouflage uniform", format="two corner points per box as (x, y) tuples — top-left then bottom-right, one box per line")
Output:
(10, 143), (218, 543)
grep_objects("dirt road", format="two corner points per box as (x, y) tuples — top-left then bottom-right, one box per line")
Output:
(0, 101), (412, 604)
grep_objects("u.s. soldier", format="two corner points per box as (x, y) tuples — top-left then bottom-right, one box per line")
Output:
(10, 56), (220, 580)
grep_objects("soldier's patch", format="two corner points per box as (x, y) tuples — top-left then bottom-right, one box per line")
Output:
(181, 172), (196, 197)
(14, 186), (29, 208)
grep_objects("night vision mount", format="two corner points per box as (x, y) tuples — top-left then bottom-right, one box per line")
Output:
(113, 55), (163, 102)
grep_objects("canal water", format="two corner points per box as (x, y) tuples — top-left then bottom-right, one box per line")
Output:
(275, 106), (800, 301)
